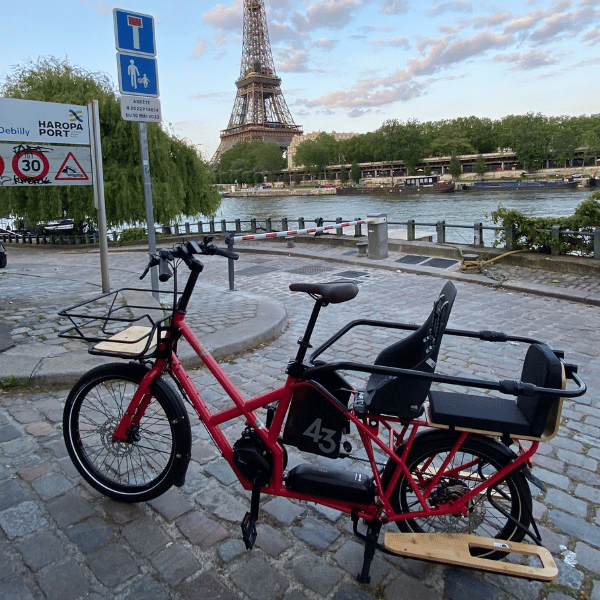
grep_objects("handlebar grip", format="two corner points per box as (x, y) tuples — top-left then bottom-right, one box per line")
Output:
(215, 247), (239, 260)
(159, 257), (173, 282)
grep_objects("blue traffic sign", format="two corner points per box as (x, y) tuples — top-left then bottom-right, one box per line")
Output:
(113, 9), (156, 56)
(117, 53), (159, 97)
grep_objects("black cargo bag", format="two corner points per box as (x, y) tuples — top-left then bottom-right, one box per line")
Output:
(282, 370), (351, 459)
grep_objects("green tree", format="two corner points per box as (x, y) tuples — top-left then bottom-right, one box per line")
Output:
(218, 139), (285, 175)
(551, 127), (578, 168)
(350, 161), (361, 184)
(339, 165), (349, 184)
(499, 113), (552, 172)
(449, 154), (462, 180)
(475, 154), (487, 178)
(0, 57), (219, 228)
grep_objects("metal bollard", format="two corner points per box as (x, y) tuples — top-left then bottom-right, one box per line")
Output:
(436, 221), (446, 244)
(505, 224), (515, 251)
(282, 218), (288, 232)
(357, 242), (368, 256)
(209, 220), (216, 234)
(594, 228), (600, 260)
(197, 221), (203, 234)
(235, 219), (241, 233)
(473, 222), (483, 246)
(286, 236), (294, 248)
(551, 225), (561, 256)
(298, 217), (305, 230)
(185, 222), (191, 235)
(266, 218), (272, 233)
(354, 218), (362, 237)
(367, 213), (388, 259)
(407, 219), (416, 242)
(251, 218), (257, 233)
(336, 217), (343, 237)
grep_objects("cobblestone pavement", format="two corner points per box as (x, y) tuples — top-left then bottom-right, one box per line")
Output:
(1, 243), (600, 600)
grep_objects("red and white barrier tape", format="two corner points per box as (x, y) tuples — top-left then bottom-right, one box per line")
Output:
(231, 219), (369, 243)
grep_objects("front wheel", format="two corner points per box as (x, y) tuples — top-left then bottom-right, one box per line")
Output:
(386, 432), (532, 560)
(63, 362), (191, 503)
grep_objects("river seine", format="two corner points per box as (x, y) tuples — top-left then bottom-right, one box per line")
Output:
(212, 187), (594, 244)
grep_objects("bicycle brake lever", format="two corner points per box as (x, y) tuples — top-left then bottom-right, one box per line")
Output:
(140, 255), (160, 280)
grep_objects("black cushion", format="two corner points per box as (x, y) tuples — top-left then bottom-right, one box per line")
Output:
(429, 343), (563, 437)
(429, 391), (531, 435)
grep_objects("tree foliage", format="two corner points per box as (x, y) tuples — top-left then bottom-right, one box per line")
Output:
(0, 57), (220, 228)
(288, 112), (600, 177)
(491, 193), (600, 254)
(218, 139), (285, 176)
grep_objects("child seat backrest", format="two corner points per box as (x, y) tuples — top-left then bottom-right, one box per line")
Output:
(362, 281), (457, 418)
(517, 343), (565, 439)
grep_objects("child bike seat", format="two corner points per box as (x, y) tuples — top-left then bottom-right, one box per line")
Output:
(362, 281), (457, 419)
(429, 343), (565, 440)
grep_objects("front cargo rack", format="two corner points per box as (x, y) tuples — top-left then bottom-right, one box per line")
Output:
(58, 288), (175, 359)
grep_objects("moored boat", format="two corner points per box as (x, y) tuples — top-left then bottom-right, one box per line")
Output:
(472, 178), (577, 190)
(337, 175), (455, 195)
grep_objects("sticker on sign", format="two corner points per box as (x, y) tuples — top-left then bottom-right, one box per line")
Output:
(120, 96), (162, 122)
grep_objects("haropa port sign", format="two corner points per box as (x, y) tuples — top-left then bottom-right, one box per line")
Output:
(0, 98), (90, 145)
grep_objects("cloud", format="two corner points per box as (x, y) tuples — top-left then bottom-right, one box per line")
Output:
(313, 38), (339, 50)
(469, 11), (514, 29)
(348, 108), (373, 118)
(202, 0), (243, 31)
(371, 37), (411, 50)
(495, 49), (561, 70)
(293, 0), (364, 32)
(188, 40), (207, 60)
(427, 1), (473, 17)
(529, 6), (596, 44)
(582, 29), (600, 44)
(379, 0), (411, 15)
(277, 48), (310, 72)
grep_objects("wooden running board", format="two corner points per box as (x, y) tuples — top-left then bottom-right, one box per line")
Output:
(383, 532), (558, 581)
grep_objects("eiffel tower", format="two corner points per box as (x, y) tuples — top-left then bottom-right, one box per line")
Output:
(211, 0), (302, 166)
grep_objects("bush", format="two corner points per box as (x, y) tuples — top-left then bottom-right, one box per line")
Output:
(491, 193), (600, 255)
(117, 227), (146, 246)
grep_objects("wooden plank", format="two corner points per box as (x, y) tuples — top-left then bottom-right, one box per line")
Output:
(384, 532), (557, 581)
(94, 325), (157, 356)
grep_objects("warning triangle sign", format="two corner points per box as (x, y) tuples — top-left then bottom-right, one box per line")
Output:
(55, 152), (89, 181)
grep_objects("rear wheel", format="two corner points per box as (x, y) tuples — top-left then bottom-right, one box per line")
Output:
(63, 363), (190, 502)
(387, 432), (532, 560)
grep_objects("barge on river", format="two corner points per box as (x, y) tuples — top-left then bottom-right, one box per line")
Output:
(472, 178), (577, 190)
(337, 175), (455, 195)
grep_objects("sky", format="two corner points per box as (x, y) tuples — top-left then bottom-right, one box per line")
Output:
(1, 0), (599, 161)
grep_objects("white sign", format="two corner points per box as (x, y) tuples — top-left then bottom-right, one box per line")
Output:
(0, 142), (92, 187)
(120, 96), (162, 122)
(0, 98), (90, 145)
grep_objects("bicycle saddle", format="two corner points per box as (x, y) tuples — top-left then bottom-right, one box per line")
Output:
(289, 281), (359, 304)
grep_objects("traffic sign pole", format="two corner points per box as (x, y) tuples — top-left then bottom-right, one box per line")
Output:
(114, 7), (160, 299)
(138, 122), (159, 300)
(88, 100), (110, 294)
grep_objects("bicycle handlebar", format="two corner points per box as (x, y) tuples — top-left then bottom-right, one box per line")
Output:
(140, 237), (238, 282)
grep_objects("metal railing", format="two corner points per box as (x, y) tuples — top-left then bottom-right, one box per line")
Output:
(3, 218), (599, 260)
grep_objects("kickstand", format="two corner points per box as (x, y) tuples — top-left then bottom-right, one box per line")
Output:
(241, 480), (261, 550)
(355, 513), (382, 584)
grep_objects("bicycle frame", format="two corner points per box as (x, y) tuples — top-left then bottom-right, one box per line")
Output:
(110, 301), (542, 526)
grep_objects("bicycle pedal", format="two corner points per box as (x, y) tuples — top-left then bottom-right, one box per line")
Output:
(241, 511), (257, 550)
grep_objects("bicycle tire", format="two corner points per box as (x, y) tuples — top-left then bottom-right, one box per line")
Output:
(63, 362), (191, 503)
(385, 431), (532, 560)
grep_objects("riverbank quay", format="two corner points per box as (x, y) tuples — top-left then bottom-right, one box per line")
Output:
(0, 242), (600, 600)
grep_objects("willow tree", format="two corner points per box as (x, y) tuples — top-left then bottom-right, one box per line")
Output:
(0, 57), (220, 229)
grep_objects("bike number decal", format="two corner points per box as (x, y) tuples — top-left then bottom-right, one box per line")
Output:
(303, 418), (337, 454)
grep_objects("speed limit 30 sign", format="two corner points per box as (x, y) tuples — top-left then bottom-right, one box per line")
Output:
(11, 148), (50, 181)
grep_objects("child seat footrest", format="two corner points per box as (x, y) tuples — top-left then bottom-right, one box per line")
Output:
(383, 532), (557, 581)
